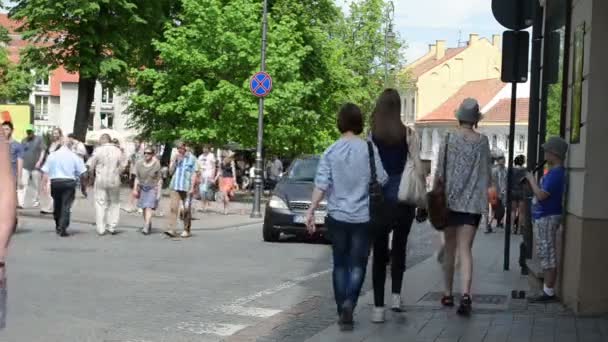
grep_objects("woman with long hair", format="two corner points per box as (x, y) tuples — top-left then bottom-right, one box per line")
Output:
(216, 152), (237, 215)
(306, 103), (387, 331)
(369, 89), (419, 323)
(434, 98), (491, 315)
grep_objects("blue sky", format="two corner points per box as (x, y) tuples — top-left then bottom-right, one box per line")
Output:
(337, 0), (506, 63)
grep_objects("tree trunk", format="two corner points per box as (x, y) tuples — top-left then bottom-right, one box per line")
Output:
(72, 77), (97, 142)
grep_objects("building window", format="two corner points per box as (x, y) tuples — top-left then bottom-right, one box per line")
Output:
(100, 112), (114, 129)
(34, 95), (49, 121)
(518, 135), (526, 151)
(101, 87), (114, 104)
(411, 98), (416, 116)
(35, 77), (49, 89)
(504, 135), (510, 150)
(492, 134), (498, 149)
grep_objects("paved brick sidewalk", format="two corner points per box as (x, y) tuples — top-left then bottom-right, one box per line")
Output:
(304, 232), (608, 342)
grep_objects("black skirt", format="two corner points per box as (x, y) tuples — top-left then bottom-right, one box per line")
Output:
(447, 211), (482, 227)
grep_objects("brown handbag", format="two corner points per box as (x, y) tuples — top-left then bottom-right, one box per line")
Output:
(427, 134), (450, 230)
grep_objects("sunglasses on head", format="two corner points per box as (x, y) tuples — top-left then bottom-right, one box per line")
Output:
(144, 151), (154, 155)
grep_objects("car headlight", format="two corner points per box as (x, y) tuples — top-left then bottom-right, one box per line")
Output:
(269, 196), (288, 209)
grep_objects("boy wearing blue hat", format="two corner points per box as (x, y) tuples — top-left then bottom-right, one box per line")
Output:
(524, 136), (569, 303)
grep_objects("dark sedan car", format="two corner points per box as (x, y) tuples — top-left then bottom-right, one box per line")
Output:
(262, 156), (327, 242)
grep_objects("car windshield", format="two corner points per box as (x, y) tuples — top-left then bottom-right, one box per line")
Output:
(286, 158), (319, 182)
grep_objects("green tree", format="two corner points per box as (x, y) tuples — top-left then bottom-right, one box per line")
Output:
(129, 0), (406, 156)
(546, 82), (562, 138)
(0, 25), (34, 103)
(10, 0), (179, 140)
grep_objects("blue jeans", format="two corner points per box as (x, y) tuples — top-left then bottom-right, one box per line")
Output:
(327, 216), (371, 314)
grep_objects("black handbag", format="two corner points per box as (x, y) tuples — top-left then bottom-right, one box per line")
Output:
(367, 141), (385, 228)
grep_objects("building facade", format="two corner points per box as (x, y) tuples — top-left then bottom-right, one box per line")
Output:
(401, 34), (503, 125)
(526, 0), (608, 315)
(1, 14), (133, 141)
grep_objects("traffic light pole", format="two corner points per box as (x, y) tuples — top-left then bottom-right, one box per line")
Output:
(251, 0), (269, 218)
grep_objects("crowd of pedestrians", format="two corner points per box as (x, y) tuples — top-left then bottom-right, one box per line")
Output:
(0, 89), (569, 331)
(4, 121), (247, 239)
(304, 92), (568, 331)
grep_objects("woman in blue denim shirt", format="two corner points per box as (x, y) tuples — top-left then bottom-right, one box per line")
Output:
(306, 103), (387, 331)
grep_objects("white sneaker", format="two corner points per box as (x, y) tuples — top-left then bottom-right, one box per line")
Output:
(371, 307), (385, 323)
(391, 294), (405, 312)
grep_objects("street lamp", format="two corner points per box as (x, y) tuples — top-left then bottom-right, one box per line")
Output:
(384, 0), (395, 87)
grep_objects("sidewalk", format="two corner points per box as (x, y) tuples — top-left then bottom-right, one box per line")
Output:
(18, 188), (264, 231)
(305, 231), (608, 342)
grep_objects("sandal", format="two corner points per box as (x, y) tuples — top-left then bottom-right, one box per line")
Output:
(457, 294), (472, 316)
(441, 295), (454, 307)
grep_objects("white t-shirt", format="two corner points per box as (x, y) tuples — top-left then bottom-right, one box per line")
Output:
(198, 152), (216, 179)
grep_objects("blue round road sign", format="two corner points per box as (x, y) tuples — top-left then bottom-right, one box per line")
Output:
(250, 72), (273, 97)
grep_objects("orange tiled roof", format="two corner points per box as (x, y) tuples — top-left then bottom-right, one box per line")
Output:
(410, 47), (466, 78)
(418, 78), (506, 123)
(482, 98), (529, 123)
(0, 13), (20, 34)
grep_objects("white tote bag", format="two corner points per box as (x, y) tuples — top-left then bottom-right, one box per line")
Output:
(398, 128), (427, 207)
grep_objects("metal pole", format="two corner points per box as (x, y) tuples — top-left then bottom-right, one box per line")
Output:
(251, 0), (269, 218)
(504, 80), (517, 271)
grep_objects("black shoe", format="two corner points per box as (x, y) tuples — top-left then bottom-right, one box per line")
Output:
(41, 210), (53, 215)
(528, 293), (558, 303)
(457, 294), (472, 316)
(485, 228), (493, 234)
(59, 230), (69, 237)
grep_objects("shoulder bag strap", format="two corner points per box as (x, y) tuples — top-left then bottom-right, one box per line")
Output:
(367, 141), (377, 184)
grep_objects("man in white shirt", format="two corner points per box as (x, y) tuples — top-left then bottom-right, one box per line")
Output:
(197, 145), (216, 212)
(87, 134), (127, 235)
(41, 145), (87, 237)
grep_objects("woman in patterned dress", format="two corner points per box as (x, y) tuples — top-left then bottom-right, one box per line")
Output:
(434, 98), (492, 316)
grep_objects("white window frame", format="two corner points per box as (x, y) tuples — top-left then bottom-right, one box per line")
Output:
(518, 135), (526, 151)
(34, 95), (49, 121)
(101, 87), (114, 104)
(35, 76), (49, 89)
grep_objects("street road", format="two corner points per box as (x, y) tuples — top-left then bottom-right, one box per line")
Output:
(3, 210), (437, 342)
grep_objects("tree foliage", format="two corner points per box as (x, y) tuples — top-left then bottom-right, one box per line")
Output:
(546, 83), (562, 138)
(9, 0), (179, 139)
(0, 25), (35, 103)
(129, 0), (406, 156)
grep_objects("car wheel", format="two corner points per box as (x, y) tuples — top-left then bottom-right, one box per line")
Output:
(263, 216), (280, 242)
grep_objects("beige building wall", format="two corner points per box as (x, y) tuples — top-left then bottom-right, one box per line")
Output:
(560, 0), (608, 315)
(412, 35), (502, 120)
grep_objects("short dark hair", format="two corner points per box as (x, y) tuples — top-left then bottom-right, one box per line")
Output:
(514, 155), (526, 166)
(67, 133), (76, 139)
(337, 103), (364, 135)
(1, 121), (13, 131)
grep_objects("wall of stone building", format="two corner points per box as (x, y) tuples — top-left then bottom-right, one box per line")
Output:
(415, 37), (502, 120)
(560, 0), (608, 315)
(476, 124), (529, 158)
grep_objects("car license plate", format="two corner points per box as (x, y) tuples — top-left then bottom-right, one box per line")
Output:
(293, 215), (325, 225)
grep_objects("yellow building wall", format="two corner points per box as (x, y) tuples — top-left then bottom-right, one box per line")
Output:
(413, 38), (502, 119)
